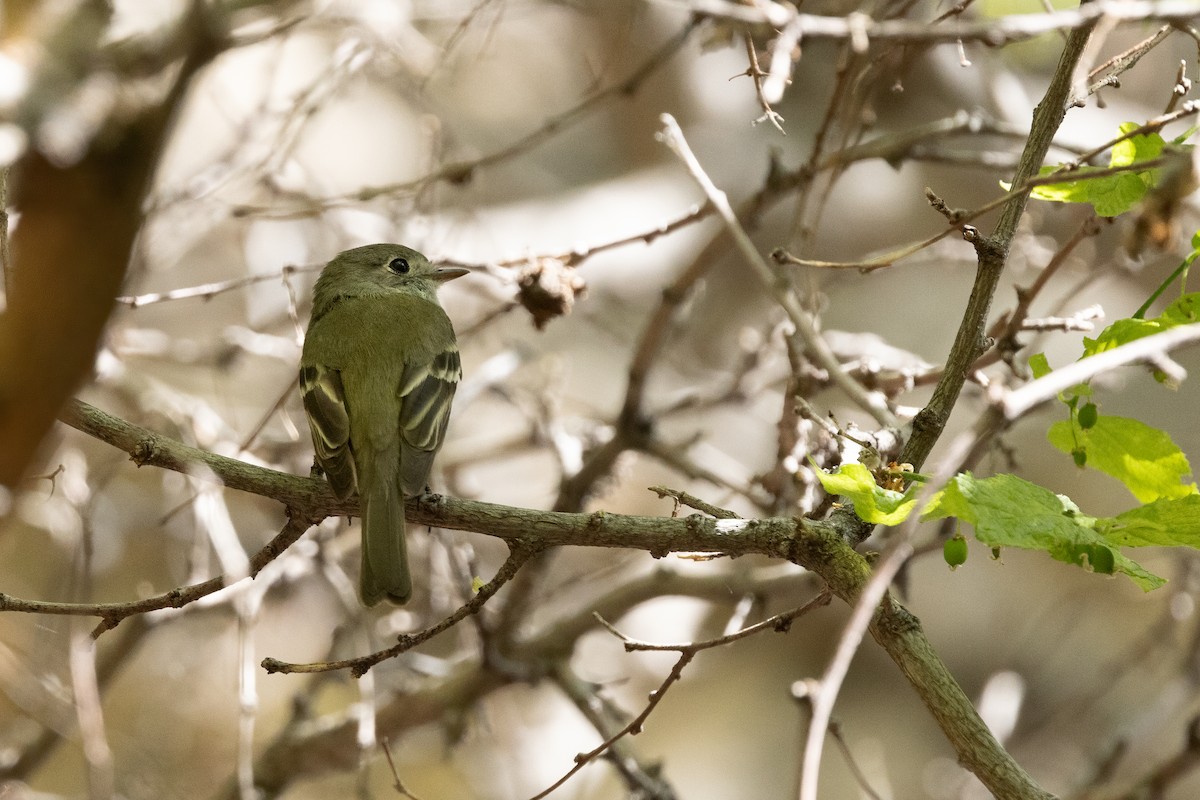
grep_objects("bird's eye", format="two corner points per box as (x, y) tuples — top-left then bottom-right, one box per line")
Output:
(387, 257), (410, 274)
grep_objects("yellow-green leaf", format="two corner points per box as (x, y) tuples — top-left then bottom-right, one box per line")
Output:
(1048, 415), (1197, 503)
(814, 462), (918, 525)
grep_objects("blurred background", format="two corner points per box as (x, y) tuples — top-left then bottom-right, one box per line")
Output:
(2, 0), (1200, 798)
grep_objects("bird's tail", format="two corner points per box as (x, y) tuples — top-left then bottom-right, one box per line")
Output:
(360, 448), (412, 606)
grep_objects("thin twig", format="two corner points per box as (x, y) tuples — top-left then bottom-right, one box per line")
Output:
(530, 591), (831, 799)
(649, 485), (739, 519)
(828, 720), (886, 800)
(69, 624), (114, 799)
(548, 664), (678, 799)
(798, 543), (909, 800)
(618, 588), (832, 652)
(380, 737), (427, 800)
(261, 543), (542, 675)
(230, 20), (700, 218)
(530, 649), (694, 800)
(741, 34), (786, 133)
(116, 264), (321, 307)
(0, 167), (9, 302)
(0, 513), (313, 637)
(657, 113), (898, 430)
(672, 0), (1200, 45)
(1071, 24), (1173, 105)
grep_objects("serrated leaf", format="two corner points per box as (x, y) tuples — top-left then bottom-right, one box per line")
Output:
(1029, 167), (1150, 216)
(1083, 292), (1200, 356)
(1048, 415), (1197, 502)
(1027, 123), (1165, 217)
(1091, 172), (1155, 217)
(921, 473), (1165, 590)
(1103, 495), (1200, 546)
(1083, 318), (1168, 355)
(814, 462), (918, 525)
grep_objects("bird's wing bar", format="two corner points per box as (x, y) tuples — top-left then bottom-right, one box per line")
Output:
(397, 345), (461, 494)
(300, 363), (358, 500)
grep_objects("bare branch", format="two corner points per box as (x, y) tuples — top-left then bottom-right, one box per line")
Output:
(900, 16), (1098, 471)
(0, 513), (313, 637)
(532, 590), (831, 799)
(261, 543), (541, 676)
(657, 113), (898, 430)
(230, 20), (700, 218)
(670, 0), (1200, 45)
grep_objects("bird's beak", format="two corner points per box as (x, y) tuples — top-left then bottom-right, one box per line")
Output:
(433, 266), (470, 283)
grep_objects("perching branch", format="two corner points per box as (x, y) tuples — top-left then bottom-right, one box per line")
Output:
(43, 397), (1059, 799)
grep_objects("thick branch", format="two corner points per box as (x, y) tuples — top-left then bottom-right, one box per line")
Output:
(57, 399), (811, 560)
(0, 5), (217, 487)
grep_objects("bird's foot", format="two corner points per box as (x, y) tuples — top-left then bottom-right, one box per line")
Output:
(414, 488), (447, 514)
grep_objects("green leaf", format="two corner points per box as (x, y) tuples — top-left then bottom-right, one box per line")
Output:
(1103, 495), (1200, 547)
(1027, 353), (1091, 401)
(1028, 166), (1149, 216)
(1028, 166), (1094, 203)
(1026, 123), (1165, 217)
(1110, 122), (1164, 167)
(922, 473), (1165, 590)
(1161, 292), (1200, 324)
(1091, 172), (1156, 218)
(1048, 415), (1198, 502)
(1082, 318), (1165, 356)
(1085, 292), (1200, 356)
(1029, 352), (1052, 379)
(814, 462), (918, 525)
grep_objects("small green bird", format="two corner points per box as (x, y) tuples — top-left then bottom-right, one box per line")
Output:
(300, 244), (467, 605)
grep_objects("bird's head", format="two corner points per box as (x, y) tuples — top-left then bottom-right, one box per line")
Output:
(311, 243), (468, 319)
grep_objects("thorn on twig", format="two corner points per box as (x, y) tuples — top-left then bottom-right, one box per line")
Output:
(28, 463), (65, 495)
(648, 485), (738, 519)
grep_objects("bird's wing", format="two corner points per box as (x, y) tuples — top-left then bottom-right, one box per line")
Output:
(397, 344), (461, 495)
(300, 363), (358, 500)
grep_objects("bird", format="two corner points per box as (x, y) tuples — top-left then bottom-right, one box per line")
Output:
(299, 243), (467, 605)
